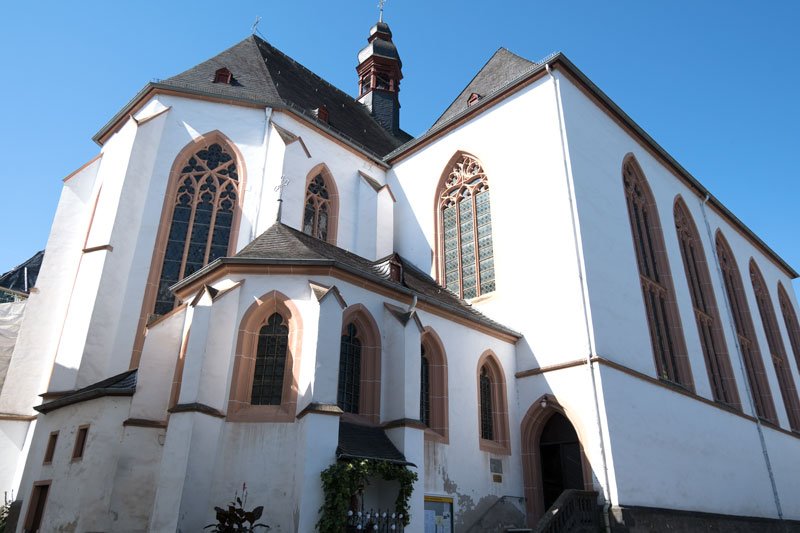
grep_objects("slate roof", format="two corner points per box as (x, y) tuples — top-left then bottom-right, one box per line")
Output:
(177, 222), (520, 339)
(337, 421), (413, 466)
(0, 250), (44, 294)
(155, 35), (411, 157)
(431, 48), (537, 129)
(35, 369), (137, 414)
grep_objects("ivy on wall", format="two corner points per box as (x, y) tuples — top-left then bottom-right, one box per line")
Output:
(318, 459), (417, 533)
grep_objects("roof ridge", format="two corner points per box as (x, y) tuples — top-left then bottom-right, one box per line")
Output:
(246, 34), (281, 97)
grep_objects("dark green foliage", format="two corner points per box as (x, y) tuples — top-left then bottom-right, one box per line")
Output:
(205, 489), (269, 532)
(318, 459), (417, 533)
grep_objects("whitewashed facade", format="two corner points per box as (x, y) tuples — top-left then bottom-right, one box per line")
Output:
(2, 20), (800, 533)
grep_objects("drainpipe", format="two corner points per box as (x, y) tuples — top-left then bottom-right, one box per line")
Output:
(699, 194), (783, 519)
(546, 63), (612, 532)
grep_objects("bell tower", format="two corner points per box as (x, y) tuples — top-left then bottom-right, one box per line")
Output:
(356, 16), (403, 134)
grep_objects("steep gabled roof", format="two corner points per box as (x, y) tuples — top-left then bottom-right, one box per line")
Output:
(176, 222), (520, 340)
(431, 48), (537, 129)
(97, 35), (410, 157)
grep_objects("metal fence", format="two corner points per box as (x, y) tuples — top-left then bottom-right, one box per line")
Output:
(346, 508), (405, 532)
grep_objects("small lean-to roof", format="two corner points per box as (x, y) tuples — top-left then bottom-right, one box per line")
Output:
(337, 421), (413, 466)
(432, 48), (537, 128)
(173, 222), (520, 340)
(35, 369), (137, 414)
(94, 35), (411, 158)
(386, 52), (798, 278)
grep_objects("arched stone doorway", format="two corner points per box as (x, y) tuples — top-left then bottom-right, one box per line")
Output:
(521, 395), (592, 527)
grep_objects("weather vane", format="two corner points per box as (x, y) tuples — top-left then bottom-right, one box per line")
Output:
(378, 0), (386, 22)
(252, 16), (262, 35)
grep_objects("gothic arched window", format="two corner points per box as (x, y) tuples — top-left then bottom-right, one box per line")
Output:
(338, 323), (362, 414)
(674, 198), (739, 407)
(336, 305), (382, 423)
(750, 261), (800, 430)
(715, 233), (777, 422)
(302, 168), (338, 243)
(622, 157), (692, 389)
(778, 283), (800, 373)
(154, 141), (240, 316)
(421, 328), (449, 442)
(476, 351), (510, 454)
(250, 313), (289, 406)
(438, 153), (495, 299)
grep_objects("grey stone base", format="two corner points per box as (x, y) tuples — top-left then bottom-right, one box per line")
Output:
(609, 505), (800, 532)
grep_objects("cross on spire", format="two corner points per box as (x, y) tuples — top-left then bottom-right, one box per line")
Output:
(378, 0), (386, 22)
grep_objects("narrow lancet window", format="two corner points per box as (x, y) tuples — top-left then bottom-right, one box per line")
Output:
(338, 323), (362, 414)
(716, 233), (777, 422)
(303, 174), (332, 241)
(250, 313), (289, 406)
(622, 158), (692, 388)
(479, 366), (494, 441)
(155, 142), (239, 316)
(439, 153), (495, 299)
(778, 283), (800, 373)
(420, 345), (431, 427)
(750, 262), (800, 430)
(674, 199), (739, 407)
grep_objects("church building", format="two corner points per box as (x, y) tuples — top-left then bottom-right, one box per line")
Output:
(1, 14), (800, 533)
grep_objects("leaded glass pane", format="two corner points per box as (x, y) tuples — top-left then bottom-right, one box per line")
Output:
(303, 174), (333, 241)
(251, 313), (289, 405)
(153, 141), (239, 316)
(338, 323), (362, 414)
(420, 346), (431, 427)
(479, 367), (493, 440)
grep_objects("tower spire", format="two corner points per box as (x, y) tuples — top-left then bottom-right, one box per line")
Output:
(356, 13), (403, 134)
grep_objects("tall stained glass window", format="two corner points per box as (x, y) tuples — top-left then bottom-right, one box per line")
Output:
(750, 261), (800, 430)
(154, 142), (239, 316)
(250, 313), (289, 405)
(439, 154), (495, 299)
(674, 199), (739, 407)
(338, 323), (362, 414)
(622, 158), (692, 389)
(715, 233), (777, 422)
(303, 174), (332, 242)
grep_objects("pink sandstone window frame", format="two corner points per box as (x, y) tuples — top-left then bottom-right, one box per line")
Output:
(130, 131), (246, 369)
(435, 151), (496, 300)
(476, 350), (510, 455)
(778, 283), (800, 374)
(622, 155), (693, 390)
(520, 395), (593, 526)
(338, 304), (382, 425)
(673, 196), (740, 407)
(749, 260), (800, 431)
(228, 290), (303, 423)
(421, 327), (449, 443)
(715, 231), (777, 423)
(301, 163), (339, 245)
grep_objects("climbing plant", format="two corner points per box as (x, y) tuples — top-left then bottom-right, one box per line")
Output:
(318, 459), (417, 533)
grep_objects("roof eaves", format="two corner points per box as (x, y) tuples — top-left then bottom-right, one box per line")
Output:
(551, 54), (799, 278)
(171, 256), (521, 339)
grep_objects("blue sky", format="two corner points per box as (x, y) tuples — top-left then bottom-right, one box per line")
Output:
(0, 1), (798, 290)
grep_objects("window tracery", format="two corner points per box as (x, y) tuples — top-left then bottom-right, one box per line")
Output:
(303, 174), (331, 241)
(250, 313), (289, 406)
(674, 199), (739, 407)
(750, 261), (800, 430)
(622, 158), (692, 389)
(154, 142), (239, 316)
(715, 233), (776, 422)
(439, 153), (495, 299)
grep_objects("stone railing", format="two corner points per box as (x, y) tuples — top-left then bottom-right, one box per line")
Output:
(534, 490), (600, 533)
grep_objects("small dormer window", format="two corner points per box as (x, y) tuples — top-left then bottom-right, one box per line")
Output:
(468, 93), (481, 106)
(214, 68), (232, 84)
(389, 259), (403, 283)
(316, 105), (329, 124)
